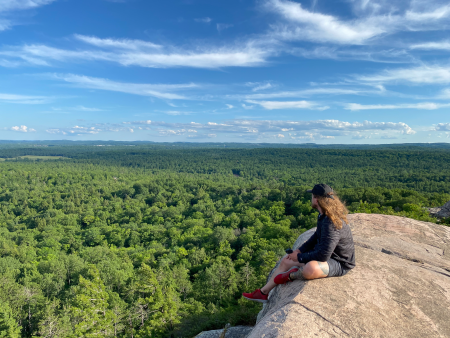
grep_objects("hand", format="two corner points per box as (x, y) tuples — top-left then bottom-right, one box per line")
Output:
(288, 249), (301, 262)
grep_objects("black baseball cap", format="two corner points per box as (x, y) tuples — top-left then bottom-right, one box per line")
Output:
(307, 184), (334, 199)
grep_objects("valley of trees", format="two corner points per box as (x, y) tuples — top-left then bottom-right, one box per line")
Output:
(0, 142), (449, 337)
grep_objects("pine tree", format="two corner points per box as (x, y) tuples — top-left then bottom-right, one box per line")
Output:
(70, 265), (114, 337)
(131, 264), (180, 338)
(0, 302), (20, 338)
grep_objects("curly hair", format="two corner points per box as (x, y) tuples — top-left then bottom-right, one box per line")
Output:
(314, 194), (348, 230)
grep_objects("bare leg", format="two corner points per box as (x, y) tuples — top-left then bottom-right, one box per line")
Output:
(291, 261), (329, 280)
(260, 256), (304, 294)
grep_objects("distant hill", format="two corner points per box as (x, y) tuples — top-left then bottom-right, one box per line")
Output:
(1, 140), (450, 150)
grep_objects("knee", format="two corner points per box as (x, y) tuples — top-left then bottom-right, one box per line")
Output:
(303, 262), (321, 279)
(279, 255), (291, 269)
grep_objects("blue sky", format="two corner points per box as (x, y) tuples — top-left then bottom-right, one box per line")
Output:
(1, 0), (450, 143)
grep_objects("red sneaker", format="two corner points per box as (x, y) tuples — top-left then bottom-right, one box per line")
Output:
(242, 289), (268, 303)
(274, 267), (299, 285)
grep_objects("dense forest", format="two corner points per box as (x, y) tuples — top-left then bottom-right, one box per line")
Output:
(0, 143), (449, 337)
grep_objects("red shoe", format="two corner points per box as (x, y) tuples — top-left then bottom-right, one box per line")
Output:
(274, 267), (299, 285)
(242, 289), (268, 303)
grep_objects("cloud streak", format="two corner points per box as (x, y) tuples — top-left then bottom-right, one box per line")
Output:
(345, 102), (450, 111)
(247, 99), (329, 110)
(355, 65), (450, 84)
(0, 0), (56, 13)
(0, 35), (270, 69)
(52, 73), (197, 100)
(0, 93), (51, 104)
(265, 0), (450, 45)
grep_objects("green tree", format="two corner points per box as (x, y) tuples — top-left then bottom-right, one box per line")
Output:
(70, 265), (114, 337)
(0, 302), (20, 338)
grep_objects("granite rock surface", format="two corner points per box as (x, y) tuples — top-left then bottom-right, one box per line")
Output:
(195, 326), (253, 338)
(250, 213), (450, 338)
(428, 200), (450, 219)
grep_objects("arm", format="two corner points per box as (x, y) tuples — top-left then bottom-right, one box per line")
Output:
(297, 231), (317, 253)
(297, 220), (340, 264)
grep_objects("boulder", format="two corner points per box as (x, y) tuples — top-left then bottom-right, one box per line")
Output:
(195, 326), (253, 338)
(250, 213), (450, 338)
(428, 200), (450, 219)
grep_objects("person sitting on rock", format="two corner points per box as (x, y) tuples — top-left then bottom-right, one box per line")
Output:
(242, 183), (356, 303)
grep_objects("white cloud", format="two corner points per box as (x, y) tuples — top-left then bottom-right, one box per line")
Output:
(52, 73), (197, 100)
(0, 37), (269, 69)
(226, 104), (234, 109)
(410, 41), (450, 50)
(0, 0), (57, 32)
(241, 87), (377, 100)
(75, 106), (105, 112)
(345, 102), (450, 111)
(10, 125), (35, 132)
(266, 0), (384, 44)
(0, 93), (51, 104)
(356, 65), (450, 84)
(46, 125), (105, 135)
(246, 82), (274, 92)
(435, 123), (450, 131)
(74, 34), (162, 50)
(247, 99), (329, 110)
(129, 118), (416, 135)
(242, 103), (254, 109)
(217, 23), (233, 32)
(44, 118), (416, 140)
(0, 19), (11, 31)
(195, 17), (212, 23)
(0, 0), (56, 13)
(265, 0), (450, 45)
(164, 111), (193, 115)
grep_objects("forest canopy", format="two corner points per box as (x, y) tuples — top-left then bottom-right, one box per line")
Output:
(0, 143), (449, 337)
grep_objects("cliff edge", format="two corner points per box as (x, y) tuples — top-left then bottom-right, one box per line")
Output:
(249, 213), (450, 338)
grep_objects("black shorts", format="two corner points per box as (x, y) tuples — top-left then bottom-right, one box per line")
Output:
(327, 258), (350, 277)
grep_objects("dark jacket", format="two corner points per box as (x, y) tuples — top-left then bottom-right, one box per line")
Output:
(297, 213), (355, 270)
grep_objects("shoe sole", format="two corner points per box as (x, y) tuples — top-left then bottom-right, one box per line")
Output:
(242, 296), (268, 303)
(274, 266), (300, 284)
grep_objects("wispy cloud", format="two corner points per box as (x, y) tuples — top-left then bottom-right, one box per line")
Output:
(0, 0), (56, 13)
(217, 23), (233, 32)
(356, 65), (450, 84)
(163, 111), (193, 115)
(0, 93), (51, 104)
(247, 99), (329, 110)
(265, 0), (450, 45)
(195, 17), (212, 23)
(241, 87), (377, 100)
(0, 0), (57, 32)
(246, 82), (275, 92)
(0, 35), (270, 69)
(410, 41), (450, 50)
(51, 73), (197, 100)
(74, 34), (162, 50)
(345, 102), (450, 111)
(74, 105), (105, 112)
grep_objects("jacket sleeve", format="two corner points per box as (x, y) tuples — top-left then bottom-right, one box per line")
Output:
(297, 220), (340, 264)
(297, 231), (317, 253)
